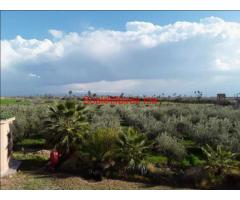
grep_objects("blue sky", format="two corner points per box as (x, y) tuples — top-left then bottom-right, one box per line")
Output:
(2, 11), (240, 39)
(1, 11), (240, 96)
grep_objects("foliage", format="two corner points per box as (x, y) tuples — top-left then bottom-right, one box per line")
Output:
(194, 90), (203, 101)
(65, 126), (151, 179)
(1, 104), (48, 142)
(77, 128), (120, 180)
(120, 104), (240, 153)
(191, 117), (239, 152)
(2, 98), (240, 186)
(155, 133), (186, 161)
(201, 145), (238, 173)
(145, 154), (168, 165)
(90, 111), (121, 130)
(181, 154), (205, 168)
(43, 100), (89, 156)
(115, 127), (151, 174)
(0, 110), (14, 120)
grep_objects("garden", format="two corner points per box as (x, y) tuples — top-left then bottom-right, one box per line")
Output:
(1, 97), (240, 189)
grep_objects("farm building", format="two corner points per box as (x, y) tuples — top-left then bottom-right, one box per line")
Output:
(217, 93), (226, 101)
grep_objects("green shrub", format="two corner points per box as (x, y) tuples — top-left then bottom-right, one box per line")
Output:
(145, 154), (168, 165)
(121, 108), (164, 138)
(202, 145), (238, 174)
(190, 114), (201, 124)
(90, 112), (121, 130)
(74, 127), (151, 178)
(180, 159), (191, 168)
(0, 111), (14, 120)
(77, 128), (120, 180)
(115, 127), (151, 174)
(1, 104), (48, 142)
(190, 117), (240, 150)
(156, 133), (186, 161)
(43, 100), (89, 156)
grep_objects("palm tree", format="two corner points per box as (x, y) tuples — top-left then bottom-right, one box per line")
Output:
(77, 128), (119, 180)
(194, 90), (203, 101)
(201, 144), (238, 174)
(43, 100), (89, 157)
(115, 127), (151, 174)
(88, 90), (92, 97)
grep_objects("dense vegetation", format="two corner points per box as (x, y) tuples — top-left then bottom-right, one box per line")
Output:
(1, 97), (240, 189)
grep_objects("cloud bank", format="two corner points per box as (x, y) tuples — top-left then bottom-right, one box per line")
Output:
(1, 17), (240, 96)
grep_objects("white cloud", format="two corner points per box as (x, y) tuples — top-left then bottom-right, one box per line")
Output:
(49, 29), (63, 39)
(1, 35), (64, 70)
(126, 21), (160, 33)
(28, 73), (40, 78)
(214, 57), (240, 71)
(1, 17), (240, 95)
(200, 16), (224, 24)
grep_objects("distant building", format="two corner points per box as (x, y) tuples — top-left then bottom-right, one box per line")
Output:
(217, 93), (226, 101)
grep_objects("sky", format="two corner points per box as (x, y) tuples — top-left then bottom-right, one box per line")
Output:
(1, 11), (240, 96)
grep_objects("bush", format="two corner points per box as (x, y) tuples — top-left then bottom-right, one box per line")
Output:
(145, 155), (168, 165)
(0, 110), (14, 120)
(77, 128), (120, 180)
(90, 112), (121, 130)
(115, 127), (151, 174)
(64, 127), (151, 179)
(120, 108), (164, 138)
(188, 154), (204, 166)
(1, 104), (48, 143)
(201, 145), (238, 173)
(155, 133), (186, 161)
(191, 117), (233, 148)
(181, 154), (204, 168)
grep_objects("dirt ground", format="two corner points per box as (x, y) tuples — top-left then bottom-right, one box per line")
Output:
(1, 169), (176, 190)
(0, 151), (179, 190)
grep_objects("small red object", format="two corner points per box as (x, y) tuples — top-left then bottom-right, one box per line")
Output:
(50, 150), (60, 170)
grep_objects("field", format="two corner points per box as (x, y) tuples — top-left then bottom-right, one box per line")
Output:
(1, 97), (240, 189)
(0, 98), (31, 106)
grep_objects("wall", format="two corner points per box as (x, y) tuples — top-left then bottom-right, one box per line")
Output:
(0, 117), (15, 177)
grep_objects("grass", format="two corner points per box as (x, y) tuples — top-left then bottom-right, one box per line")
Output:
(0, 151), (176, 190)
(15, 138), (46, 150)
(146, 154), (168, 165)
(18, 138), (46, 146)
(0, 98), (31, 106)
